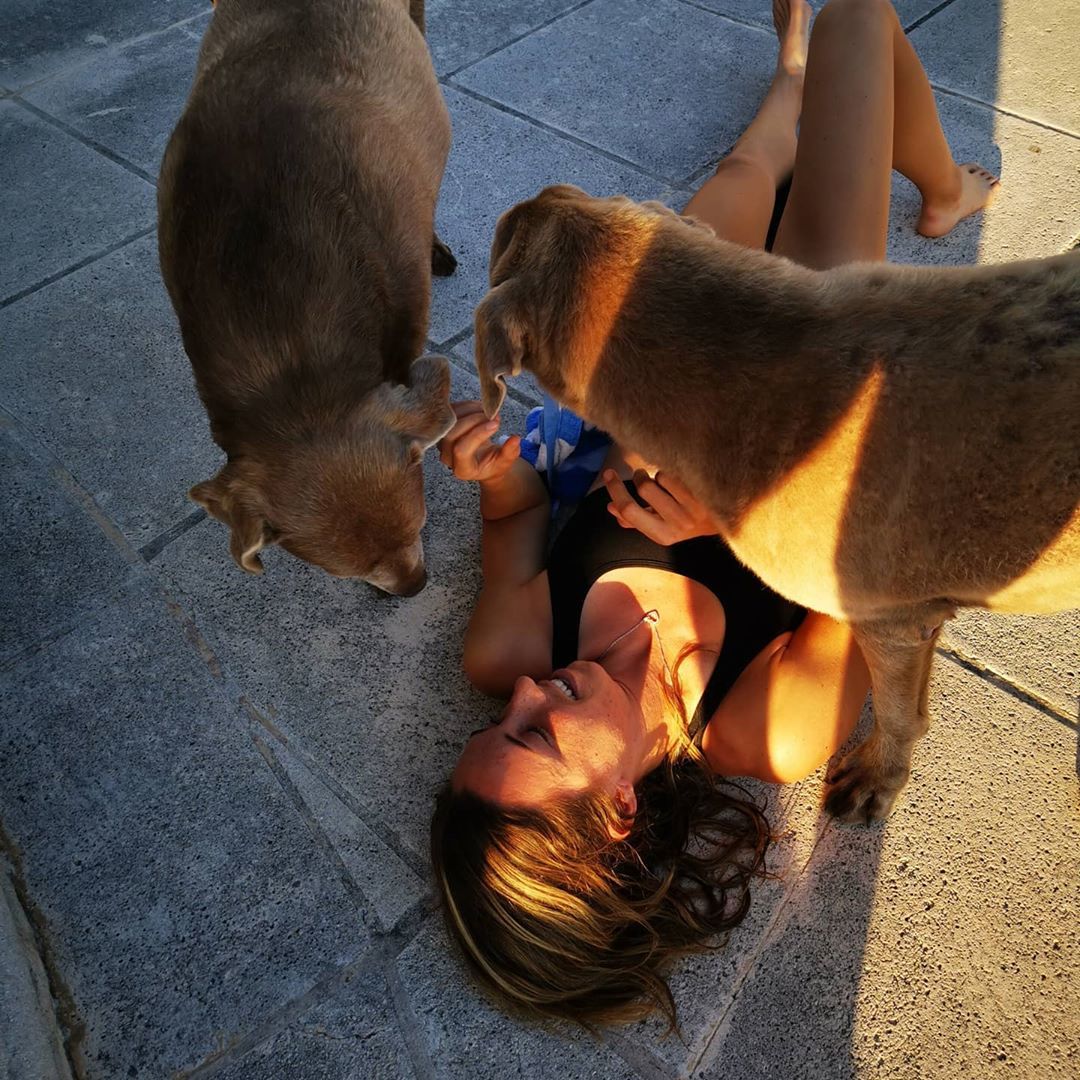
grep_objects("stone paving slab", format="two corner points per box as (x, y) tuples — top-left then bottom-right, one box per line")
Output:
(0, 581), (382, 1078)
(0, 0), (206, 91)
(0, 232), (220, 550)
(22, 16), (206, 177)
(432, 85), (678, 345)
(393, 919), (642, 1080)
(212, 966), (419, 1080)
(943, 608), (1079, 721)
(452, 0), (778, 183)
(0, 419), (135, 664)
(427, 0), (585, 77)
(911, 0), (1080, 137)
(0, 100), (154, 302)
(689, 1), (945, 31)
(699, 658), (1080, 1080)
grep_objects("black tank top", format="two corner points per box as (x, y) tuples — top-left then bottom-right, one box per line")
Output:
(547, 484), (805, 738)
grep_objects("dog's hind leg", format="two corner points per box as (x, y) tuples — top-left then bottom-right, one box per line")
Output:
(825, 606), (949, 823)
(432, 234), (457, 276)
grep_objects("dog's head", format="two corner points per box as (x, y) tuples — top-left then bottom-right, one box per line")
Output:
(474, 186), (710, 416)
(191, 354), (454, 595)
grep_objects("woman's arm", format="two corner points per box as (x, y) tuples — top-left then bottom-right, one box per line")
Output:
(440, 403), (553, 696)
(701, 612), (871, 784)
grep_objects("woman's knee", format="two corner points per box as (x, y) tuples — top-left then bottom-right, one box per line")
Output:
(813, 0), (899, 38)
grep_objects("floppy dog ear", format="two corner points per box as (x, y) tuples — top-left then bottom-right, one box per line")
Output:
(385, 354), (455, 453)
(474, 285), (526, 419)
(190, 467), (277, 575)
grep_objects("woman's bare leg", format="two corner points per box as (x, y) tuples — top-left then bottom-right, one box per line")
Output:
(774, 0), (998, 269)
(681, 0), (811, 250)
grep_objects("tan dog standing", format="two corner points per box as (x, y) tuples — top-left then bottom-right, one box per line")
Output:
(474, 184), (1080, 821)
(158, 0), (457, 594)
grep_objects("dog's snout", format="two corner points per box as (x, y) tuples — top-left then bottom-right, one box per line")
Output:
(395, 565), (428, 597)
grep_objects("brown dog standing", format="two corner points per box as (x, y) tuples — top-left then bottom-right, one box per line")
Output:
(474, 184), (1080, 820)
(158, 0), (457, 594)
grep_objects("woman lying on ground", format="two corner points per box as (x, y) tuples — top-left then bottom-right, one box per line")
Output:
(430, 0), (997, 1027)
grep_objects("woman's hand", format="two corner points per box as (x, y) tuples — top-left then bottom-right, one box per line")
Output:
(439, 401), (521, 484)
(604, 468), (719, 545)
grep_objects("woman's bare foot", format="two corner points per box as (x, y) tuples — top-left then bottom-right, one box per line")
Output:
(917, 162), (1000, 238)
(773, 0), (811, 78)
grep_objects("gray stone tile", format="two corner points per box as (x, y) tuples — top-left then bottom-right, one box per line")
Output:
(0, 100), (154, 301)
(432, 85), (679, 345)
(267, 738), (426, 931)
(154, 365), (531, 861)
(426, 0), (584, 76)
(0, 233), (220, 549)
(394, 920), (639, 1079)
(697, 659), (1080, 1079)
(912, 0), (1080, 135)
(942, 608), (1079, 721)
(886, 92), (1080, 266)
(452, 0), (777, 184)
(685, 0), (944, 33)
(0, 421), (134, 663)
(0, 0), (206, 90)
(214, 970), (416, 1080)
(0, 584), (375, 1078)
(23, 17), (206, 176)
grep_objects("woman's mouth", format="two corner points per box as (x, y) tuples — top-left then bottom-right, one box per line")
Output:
(549, 672), (578, 700)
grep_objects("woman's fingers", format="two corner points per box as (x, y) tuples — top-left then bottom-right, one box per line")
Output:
(604, 470), (676, 544)
(451, 399), (486, 419)
(632, 469), (692, 530)
(438, 411), (492, 469)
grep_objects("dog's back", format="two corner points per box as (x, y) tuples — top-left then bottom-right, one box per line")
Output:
(157, 0), (455, 590)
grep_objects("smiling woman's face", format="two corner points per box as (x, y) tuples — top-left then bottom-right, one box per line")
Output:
(452, 661), (646, 808)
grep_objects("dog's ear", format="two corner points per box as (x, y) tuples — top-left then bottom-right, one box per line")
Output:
(190, 467), (277, 574)
(381, 354), (455, 454)
(474, 285), (527, 419)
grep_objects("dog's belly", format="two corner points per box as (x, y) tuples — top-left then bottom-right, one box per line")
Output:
(721, 368), (886, 620)
(982, 504), (1080, 614)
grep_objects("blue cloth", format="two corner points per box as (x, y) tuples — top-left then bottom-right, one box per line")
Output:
(518, 395), (611, 515)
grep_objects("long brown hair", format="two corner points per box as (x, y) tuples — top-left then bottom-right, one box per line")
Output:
(430, 647), (771, 1028)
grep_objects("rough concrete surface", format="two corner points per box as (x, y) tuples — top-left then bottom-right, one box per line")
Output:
(0, 1), (1076, 1078)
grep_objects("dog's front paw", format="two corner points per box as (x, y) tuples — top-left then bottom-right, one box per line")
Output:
(432, 235), (457, 276)
(824, 743), (910, 825)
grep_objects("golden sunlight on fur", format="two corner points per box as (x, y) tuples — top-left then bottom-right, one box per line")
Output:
(728, 367), (885, 620)
(987, 503), (1080, 614)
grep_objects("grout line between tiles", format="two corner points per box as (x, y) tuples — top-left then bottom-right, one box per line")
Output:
(7, 8), (211, 96)
(384, 953), (439, 1080)
(671, 0), (774, 36)
(252, 730), (380, 927)
(179, 909), (429, 1078)
(935, 646), (1076, 729)
(904, 0), (963, 34)
(687, 818), (837, 1076)
(441, 81), (681, 187)
(605, 1030), (679, 1080)
(240, 697), (430, 881)
(440, 0), (599, 80)
(139, 507), (207, 561)
(927, 83), (1080, 141)
(12, 95), (156, 183)
(432, 325), (474, 353)
(0, 223), (156, 310)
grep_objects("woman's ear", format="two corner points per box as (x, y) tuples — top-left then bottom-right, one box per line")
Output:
(606, 781), (638, 842)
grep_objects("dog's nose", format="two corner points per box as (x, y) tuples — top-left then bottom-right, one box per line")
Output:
(393, 566), (427, 597)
